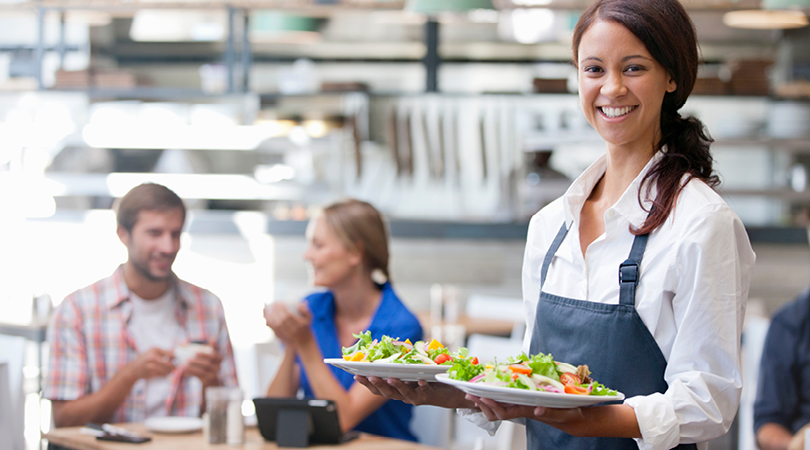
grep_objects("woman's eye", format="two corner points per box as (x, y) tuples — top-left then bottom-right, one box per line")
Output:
(582, 66), (603, 74)
(625, 65), (645, 73)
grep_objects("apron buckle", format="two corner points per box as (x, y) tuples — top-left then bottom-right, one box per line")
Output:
(619, 259), (639, 286)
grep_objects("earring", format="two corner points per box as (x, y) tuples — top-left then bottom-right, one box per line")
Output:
(371, 268), (388, 285)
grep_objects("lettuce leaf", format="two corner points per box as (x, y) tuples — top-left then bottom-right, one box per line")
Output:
(448, 357), (484, 381)
(342, 331), (372, 356)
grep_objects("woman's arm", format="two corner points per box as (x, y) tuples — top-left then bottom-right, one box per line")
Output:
(470, 395), (640, 438)
(265, 345), (299, 398)
(295, 336), (388, 432)
(356, 376), (476, 409)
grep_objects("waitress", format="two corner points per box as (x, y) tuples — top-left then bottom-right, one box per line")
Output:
(357, 0), (756, 449)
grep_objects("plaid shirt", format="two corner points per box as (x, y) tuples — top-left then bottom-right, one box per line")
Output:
(44, 265), (239, 422)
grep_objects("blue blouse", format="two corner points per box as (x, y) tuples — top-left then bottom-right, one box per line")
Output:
(298, 283), (423, 442)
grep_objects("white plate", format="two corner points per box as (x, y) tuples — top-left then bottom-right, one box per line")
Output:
(324, 358), (449, 382)
(434, 374), (625, 408)
(143, 416), (204, 434)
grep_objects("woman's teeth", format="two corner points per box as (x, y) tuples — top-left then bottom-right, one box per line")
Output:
(600, 106), (636, 118)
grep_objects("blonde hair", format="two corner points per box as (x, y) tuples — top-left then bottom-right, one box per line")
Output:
(321, 199), (390, 287)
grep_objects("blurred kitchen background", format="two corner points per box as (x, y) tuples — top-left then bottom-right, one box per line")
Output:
(0, 0), (809, 449)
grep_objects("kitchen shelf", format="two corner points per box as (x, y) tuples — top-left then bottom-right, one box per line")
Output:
(522, 132), (810, 152)
(41, 172), (319, 202)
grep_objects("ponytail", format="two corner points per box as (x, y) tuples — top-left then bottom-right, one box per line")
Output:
(632, 111), (719, 236)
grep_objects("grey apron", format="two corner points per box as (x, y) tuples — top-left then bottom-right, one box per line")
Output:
(527, 223), (698, 450)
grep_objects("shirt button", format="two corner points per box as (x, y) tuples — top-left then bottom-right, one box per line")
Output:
(607, 210), (616, 218)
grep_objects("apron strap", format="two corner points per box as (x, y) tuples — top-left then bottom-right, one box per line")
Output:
(618, 232), (650, 306)
(540, 223), (569, 288)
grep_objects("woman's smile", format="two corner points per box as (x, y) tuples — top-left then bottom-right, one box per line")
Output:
(599, 105), (637, 119)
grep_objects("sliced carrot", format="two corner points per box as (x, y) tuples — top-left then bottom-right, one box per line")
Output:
(509, 364), (532, 375)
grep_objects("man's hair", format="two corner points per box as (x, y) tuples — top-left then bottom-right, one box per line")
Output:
(115, 183), (186, 233)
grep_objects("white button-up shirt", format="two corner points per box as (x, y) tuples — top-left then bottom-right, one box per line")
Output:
(520, 152), (756, 450)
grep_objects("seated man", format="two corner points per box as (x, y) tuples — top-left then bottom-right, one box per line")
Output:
(754, 287), (810, 450)
(44, 183), (238, 427)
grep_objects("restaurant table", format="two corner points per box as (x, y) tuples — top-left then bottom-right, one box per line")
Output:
(44, 424), (441, 450)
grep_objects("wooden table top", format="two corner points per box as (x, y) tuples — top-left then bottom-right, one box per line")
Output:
(44, 424), (440, 450)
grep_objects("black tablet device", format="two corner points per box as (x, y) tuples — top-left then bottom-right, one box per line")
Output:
(253, 398), (357, 447)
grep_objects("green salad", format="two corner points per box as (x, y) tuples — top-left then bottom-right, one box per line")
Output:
(448, 352), (618, 396)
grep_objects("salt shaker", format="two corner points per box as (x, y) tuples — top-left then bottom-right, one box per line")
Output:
(205, 387), (244, 445)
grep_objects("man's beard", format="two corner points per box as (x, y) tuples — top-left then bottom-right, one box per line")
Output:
(131, 256), (173, 282)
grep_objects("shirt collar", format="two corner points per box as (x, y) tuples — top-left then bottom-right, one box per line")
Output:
(105, 264), (188, 310)
(562, 150), (662, 230)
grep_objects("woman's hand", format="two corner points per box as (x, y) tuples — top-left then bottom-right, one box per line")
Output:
(471, 395), (635, 438)
(264, 302), (314, 351)
(473, 394), (585, 432)
(354, 376), (476, 409)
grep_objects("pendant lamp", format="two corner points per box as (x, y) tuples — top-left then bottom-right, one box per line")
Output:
(723, 0), (809, 29)
(404, 0), (496, 14)
(762, 0), (810, 9)
(723, 9), (808, 28)
(250, 11), (323, 43)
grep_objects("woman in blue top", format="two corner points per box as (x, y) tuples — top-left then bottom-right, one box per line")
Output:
(264, 198), (422, 441)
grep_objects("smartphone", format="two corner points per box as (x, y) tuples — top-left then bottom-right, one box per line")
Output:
(96, 435), (152, 444)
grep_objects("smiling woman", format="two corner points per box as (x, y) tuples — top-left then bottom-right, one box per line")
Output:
(353, 1), (756, 450)
(262, 199), (423, 442)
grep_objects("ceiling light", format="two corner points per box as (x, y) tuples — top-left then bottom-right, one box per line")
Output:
(250, 11), (322, 44)
(130, 10), (226, 42)
(405, 0), (496, 14)
(762, 0), (810, 9)
(722, 9), (808, 29)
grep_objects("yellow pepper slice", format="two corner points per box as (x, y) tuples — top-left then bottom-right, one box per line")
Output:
(349, 351), (365, 362)
(427, 339), (444, 351)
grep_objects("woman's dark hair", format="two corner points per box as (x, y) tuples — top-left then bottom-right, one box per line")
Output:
(572, 0), (719, 235)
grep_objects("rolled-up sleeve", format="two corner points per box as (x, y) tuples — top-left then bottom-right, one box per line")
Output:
(43, 296), (89, 401)
(627, 203), (755, 450)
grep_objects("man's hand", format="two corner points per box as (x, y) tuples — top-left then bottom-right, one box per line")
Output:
(126, 348), (176, 381)
(264, 303), (314, 350)
(182, 345), (223, 389)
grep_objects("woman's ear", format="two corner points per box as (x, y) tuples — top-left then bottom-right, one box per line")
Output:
(666, 77), (677, 93)
(347, 241), (364, 268)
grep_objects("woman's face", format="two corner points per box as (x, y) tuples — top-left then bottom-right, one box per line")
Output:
(304, 215), (361, 288)
(577, 20), (676, 152)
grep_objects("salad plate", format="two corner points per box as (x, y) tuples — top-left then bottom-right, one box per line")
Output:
(324, 359), (450, 382)
(434, 373), (624, 408)
(143, 416), (204, 434)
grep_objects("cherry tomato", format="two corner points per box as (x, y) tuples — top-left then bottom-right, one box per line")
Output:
(434, 353), (453, 364)
(564, 384), (590, 395)
(559, 372), (582, 386)
(470, 357), (479, 365)
(509, 364), (532, 375)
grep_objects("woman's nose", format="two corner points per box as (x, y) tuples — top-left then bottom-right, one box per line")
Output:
(601, 72), (627, 97)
